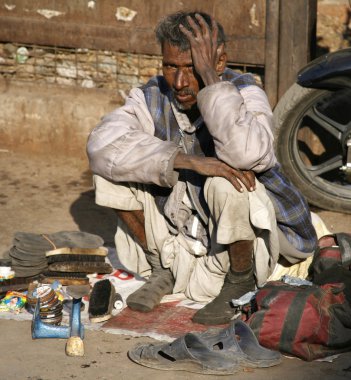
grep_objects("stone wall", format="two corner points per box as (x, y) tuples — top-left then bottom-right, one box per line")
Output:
(0, 42), (163, 105)
(0, 42), (261, 97)
(317, 0), (351, 52)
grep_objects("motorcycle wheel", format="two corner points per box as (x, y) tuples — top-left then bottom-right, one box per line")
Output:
(273, 83), (351, 213)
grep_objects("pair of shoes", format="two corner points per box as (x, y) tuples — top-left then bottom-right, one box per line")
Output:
(192, 268), (255, 325)
(128, 319), (282, 375)
(126, 252), (174, 312)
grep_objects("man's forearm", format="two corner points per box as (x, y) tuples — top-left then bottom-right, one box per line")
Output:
(173, 152), (197, 170)
(173, 152), (255, 192)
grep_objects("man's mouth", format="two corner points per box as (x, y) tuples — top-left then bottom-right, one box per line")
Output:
(175, 93), (192, 102)
(174, 89), (196, 102)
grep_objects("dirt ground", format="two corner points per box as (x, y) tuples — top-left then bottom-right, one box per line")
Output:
(0, 152), (351, 380)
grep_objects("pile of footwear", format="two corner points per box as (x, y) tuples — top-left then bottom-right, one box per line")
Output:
(7, 232), (50, 277)
(4, 231), (113, 284)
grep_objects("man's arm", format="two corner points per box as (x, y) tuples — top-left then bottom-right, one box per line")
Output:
(174, 152), (255, 192)
(197, 82), (277, 172)
(180, 13), (276, 173)
(87, 87), (180, 187)
(87, 86), (255, 192)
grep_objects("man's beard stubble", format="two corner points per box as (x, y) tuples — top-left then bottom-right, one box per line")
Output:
(172, 88), (197, 111)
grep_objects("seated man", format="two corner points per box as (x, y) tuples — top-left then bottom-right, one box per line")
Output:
(87, 11), (317, 325)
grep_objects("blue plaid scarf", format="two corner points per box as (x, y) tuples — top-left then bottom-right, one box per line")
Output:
(141, 69), (317, 253)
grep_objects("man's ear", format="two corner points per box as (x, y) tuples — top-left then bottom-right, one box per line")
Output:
(216, 44), (227, 75)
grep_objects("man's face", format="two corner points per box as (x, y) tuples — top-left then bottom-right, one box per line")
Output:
(162, 42), (202, 110)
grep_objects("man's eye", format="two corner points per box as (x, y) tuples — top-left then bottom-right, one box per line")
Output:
(163, 64), (176, 71)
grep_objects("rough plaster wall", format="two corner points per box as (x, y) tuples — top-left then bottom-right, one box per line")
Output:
(0, 78), (118, 158)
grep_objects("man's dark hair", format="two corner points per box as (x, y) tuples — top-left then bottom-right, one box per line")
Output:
(155, 11), (227, 51)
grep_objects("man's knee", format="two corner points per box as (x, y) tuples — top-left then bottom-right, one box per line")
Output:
(94, 175), (143, 210)
(204, 177), (254, 245)
(204, 176), (249, 205)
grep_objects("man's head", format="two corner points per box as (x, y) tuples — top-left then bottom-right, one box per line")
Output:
(155, 11), (227, 111)
(155, 11), (227, 52)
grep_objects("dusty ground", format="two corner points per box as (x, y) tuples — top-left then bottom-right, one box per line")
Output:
(1, 2), (351, 379)
(0, 152), (351, 380)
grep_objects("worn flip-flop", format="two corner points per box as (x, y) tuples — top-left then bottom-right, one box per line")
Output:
(199, 319), (282, 368)
(14, 231), (104, 251)
(128, 332), (241, 375)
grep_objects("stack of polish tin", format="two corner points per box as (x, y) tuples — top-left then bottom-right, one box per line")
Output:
(27, 284), (63, 325)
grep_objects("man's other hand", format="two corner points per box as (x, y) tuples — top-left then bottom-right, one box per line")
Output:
(179, 13), (222, 86)
(174, 153), (256, 192)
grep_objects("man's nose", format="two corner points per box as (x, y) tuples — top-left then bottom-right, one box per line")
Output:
(174, 68), (189, 90)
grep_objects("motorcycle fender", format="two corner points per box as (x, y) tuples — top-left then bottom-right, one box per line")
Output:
(297, 48), (351, 90)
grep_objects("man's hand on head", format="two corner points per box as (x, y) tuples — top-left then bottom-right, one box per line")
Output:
(174, 153), (256, 192)
(179, 13), (222, 86)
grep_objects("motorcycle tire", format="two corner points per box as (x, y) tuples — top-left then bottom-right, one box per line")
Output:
(273, 82), (351, 214)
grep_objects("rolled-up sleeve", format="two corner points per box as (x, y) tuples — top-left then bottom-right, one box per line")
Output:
(197, 82), (277, 172)
(87, 88), (180, 187)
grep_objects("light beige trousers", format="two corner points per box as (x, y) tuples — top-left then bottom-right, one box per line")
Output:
(94, 175), (280, 302)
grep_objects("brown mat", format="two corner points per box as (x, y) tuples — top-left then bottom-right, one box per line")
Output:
(102, 301), (227, 340)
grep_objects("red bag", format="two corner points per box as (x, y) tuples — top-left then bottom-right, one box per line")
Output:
(308, 233), (351, 304)
(247, 281), (351, 361)
(308, 233), (351, 278)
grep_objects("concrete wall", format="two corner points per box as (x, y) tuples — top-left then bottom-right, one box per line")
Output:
(0, 78), (118, 158)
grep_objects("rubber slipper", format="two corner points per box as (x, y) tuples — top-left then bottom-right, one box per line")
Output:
(199, 320), (282, 368)
(128, 332), (241, 375)
(14, 231), (104, 251)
